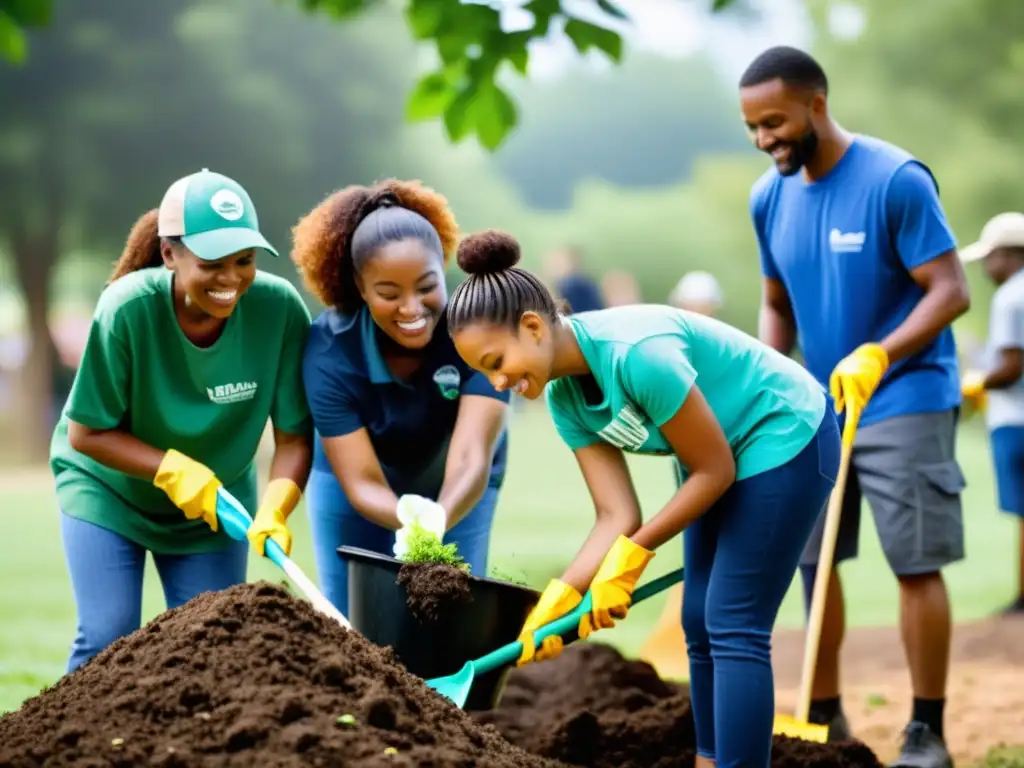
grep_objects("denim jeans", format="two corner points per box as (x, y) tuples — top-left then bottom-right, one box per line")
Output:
(305, 467), (498, 616)
(60, 513), (248, 673)
(681, 408), (840, 767)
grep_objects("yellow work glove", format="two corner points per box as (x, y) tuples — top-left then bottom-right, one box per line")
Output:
(516, 578), (583, 667)
(961, 369), (987, 413)
(248, 478), (302, 557)
(829, 343), (889, 422)
(153, 449), (221, 531)
(579, 535), (656, 640)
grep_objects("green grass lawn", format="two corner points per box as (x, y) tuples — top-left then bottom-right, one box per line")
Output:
(0, 406), (1016, 721)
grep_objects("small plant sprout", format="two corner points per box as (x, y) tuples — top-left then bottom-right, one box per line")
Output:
(399, 522), (470, 572)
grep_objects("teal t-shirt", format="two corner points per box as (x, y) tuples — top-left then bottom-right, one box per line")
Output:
(49, 267), (312, 555)
(544, 305), (827, 481)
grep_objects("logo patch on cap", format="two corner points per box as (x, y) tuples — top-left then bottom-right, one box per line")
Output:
(210, 189), (244, 221)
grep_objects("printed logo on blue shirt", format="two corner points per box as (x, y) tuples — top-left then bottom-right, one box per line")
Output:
(598, 404), (650, 452)
(433, 365), (461, 400)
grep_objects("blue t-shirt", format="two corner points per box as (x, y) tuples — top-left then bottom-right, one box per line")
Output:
(302, 306), (510, 491)
(751, 134), (961, 427)
(544, 305), (827, 482)
(556, 274), (605, 314)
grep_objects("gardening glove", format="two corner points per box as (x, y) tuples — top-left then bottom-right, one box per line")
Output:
(578, 535), (656, 640)
(516, 578), (583, 667)
(248, 478), (302, 557)
(961, 369), (987, 412)
(393, 494), (447, 558)
(153, 449), (221, 532)
(829, 343), (889, 423)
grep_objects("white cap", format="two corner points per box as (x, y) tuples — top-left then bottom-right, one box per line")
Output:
(670, 271), (722, 308)
(960, 212), (1024, 263)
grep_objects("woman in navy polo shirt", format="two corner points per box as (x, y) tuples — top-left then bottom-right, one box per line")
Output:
(289, 178), (511, 613)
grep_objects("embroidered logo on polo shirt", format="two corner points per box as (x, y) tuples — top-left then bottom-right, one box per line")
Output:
(207, 381), (258, 404)
(432, 365), (461, 401)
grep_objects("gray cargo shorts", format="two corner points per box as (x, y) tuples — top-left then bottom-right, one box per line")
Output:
(799, 408), (966, 576)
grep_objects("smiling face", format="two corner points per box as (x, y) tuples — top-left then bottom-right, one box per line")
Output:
(452, 312), (556, 400)
(163, 242), (256, 319)
(740, 78), (824, 177)
(357, 238), (447, 350)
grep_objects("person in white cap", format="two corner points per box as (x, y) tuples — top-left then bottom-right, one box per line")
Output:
(49, 168), (314, 672)
(668, 270), (724, 317)
(959, 211), (1024, 615)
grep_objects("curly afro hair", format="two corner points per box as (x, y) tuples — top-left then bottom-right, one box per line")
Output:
(290, 178), (459, 313)
(447, 229), (560, 333)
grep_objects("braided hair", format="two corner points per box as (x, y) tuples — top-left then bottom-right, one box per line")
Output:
(447, 229), (560, 333)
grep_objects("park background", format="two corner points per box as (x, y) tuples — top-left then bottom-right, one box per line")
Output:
(2, 0), (1023, 764)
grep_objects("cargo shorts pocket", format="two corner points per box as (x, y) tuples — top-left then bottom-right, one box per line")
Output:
(914, 460), (966, 564)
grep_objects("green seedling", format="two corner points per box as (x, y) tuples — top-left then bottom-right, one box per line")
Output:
(399, 523), (470, 572)
(865, 693), (888, 708)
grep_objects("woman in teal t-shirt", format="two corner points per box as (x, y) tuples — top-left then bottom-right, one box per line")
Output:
(446, 230), (841, 768)
(50, 169), (313, 673)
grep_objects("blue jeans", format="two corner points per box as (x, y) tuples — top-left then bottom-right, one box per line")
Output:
(682, 409), (840, 767)
(305, 467), (498, 615)
(61, 513), (248, 673)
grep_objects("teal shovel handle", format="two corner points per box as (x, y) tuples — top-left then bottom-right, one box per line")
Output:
(472, 566), (685, 677)
(216, 487), (288, 570)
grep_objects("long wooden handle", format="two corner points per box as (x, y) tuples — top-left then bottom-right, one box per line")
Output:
(794, 416), (857, 723)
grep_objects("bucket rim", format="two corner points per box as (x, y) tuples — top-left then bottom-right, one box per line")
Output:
(337, 544), (541, 599)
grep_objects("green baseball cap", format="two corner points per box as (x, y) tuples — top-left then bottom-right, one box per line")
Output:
(157, 168), (278, 261)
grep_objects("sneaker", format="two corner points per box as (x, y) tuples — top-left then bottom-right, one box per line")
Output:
(888, 722), (953, 768)
(827, 711), (852, 742)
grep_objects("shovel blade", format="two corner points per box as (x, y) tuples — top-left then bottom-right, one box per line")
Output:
(425, 661), (475, 708)
(772, 713), (829, 743)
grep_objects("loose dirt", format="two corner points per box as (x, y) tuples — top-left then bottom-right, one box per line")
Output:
(396, 562), (471, 623)
(0, 582), (558, 768)
(770, 614), (1024, 765)
(476, 643), (884, 768)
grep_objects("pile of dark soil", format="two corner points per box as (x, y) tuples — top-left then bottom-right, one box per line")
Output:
(475, 643), (884, 768)
(396, 562), (471, 622)
(0, 582), (558, 768)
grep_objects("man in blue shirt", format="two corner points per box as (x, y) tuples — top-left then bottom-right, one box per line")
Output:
(740, 46), (971, 768)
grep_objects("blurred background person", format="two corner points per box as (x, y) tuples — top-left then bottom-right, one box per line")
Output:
(958, 212), (1024, 616)
(601, 269), (643, 307)
(542, 245), (605, 315)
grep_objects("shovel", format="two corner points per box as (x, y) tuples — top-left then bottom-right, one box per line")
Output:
(427, 566), (685, 708)
(215, 487), (352, 630)
(772, 410), (860, 743)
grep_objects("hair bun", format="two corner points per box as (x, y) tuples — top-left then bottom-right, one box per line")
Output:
(456, 229), (521, 275)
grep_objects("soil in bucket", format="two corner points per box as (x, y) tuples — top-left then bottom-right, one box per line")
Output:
(0, 582), (563, 768)
(396, 562), (472, 623)
(474, 643), (885, 768)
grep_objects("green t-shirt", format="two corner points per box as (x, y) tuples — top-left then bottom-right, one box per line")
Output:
(544, 305), (827, 482)
(50, 267), (312, 555)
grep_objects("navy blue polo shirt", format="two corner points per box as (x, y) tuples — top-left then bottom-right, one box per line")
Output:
(302, 306), (510, 492)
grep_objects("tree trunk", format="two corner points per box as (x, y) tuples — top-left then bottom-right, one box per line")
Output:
(11, 226), (58, 464)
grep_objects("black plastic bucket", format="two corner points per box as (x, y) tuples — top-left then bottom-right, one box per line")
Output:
(338, 545), (541, 711)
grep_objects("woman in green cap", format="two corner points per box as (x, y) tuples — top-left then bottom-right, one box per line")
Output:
(50, 168), (314, 672)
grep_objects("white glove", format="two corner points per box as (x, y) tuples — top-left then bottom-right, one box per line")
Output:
(393, 494), (447, 559)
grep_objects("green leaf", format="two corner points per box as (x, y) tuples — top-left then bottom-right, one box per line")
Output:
(405, 0), (443, 39)
(474, 80), (517, 151)
(443, 88), (477, 143)
(3, 0), (52, 27)
(563, 18), (622, 62)
(405, 71), (456, 122)
(595, 0), (629, 20)
(711, 0), (735, 10)
(0, 12), (27, 65)
(508, 48), (528, 75)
